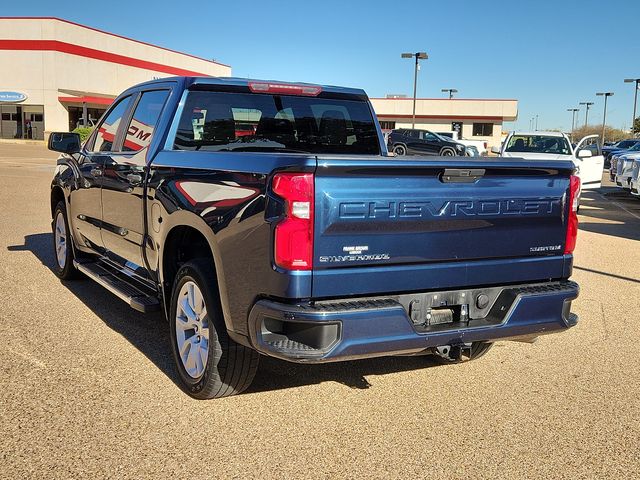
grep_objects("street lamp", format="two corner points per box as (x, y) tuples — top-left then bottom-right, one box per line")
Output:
(579, 102), (594, 126)
(401, 52), (428, 128)
(596, 92), (614, 143)
(441, 88), (458, 99)
(535, 114), (539, 131)
(567, 108), (579, 138)
(624, 78), (640, 133)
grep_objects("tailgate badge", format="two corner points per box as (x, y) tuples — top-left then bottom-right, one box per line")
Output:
(343, 245), (368, 254)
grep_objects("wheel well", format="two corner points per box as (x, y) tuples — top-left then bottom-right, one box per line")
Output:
(51, 186), (64, 217)
(162, 226), (216, 308)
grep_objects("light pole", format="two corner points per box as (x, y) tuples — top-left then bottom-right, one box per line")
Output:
(441, 88), (458, 99)
(624, 78), (640, 133)
(567, 108), (579, 139)
(535, 114), (539, 131)
(596, 92), (614, 143)
(579, 102), (594, 126)
(401, 52), (428, 128)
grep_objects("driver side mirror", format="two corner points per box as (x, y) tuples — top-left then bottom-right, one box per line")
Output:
(490, 146), (501, 155)
(48, 132), (81, 154)
(577, 149), (592, 159)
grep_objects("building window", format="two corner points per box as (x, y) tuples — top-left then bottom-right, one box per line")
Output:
(472, 123), (493, 136)
(379, 121), (396, 130)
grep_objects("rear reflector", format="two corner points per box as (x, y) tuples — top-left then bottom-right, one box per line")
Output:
(248, 81), (322, 96)
(272, 173), (314, 270)
(564, 175), (580, 254)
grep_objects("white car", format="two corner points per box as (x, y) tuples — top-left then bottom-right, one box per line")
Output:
(492, 131), (604, 189)
(613, 151), (640, 190)
(630, 159), (640, 196)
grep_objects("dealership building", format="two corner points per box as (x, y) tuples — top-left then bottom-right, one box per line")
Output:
(371, 96), (518, 148)
(0, 17), (230, 140)
(0, 17), (516, 146)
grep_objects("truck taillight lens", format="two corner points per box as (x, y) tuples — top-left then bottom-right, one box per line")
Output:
(564, 175), (581, 254)
(272, 173), (314, 270)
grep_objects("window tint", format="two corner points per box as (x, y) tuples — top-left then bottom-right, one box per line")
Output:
(173, 91), (380, 154)
(423, 132), (438, 141)
(93, 96), (131, 152)
(472, 123), (493, 136)
(123, 90), (170, 152)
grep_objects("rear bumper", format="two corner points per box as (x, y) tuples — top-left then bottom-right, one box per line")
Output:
(248, 280), (579, 363)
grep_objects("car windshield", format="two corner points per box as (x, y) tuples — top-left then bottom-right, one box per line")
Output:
(505, 135), (571, 155)
(173, 90), (380, 154)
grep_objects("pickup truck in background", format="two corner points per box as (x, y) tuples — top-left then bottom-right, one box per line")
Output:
(436, 131), (488, 156)
(48, 77), (580, 399)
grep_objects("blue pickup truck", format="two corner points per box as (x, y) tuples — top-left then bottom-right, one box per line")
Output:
(48, 77), (580, 399)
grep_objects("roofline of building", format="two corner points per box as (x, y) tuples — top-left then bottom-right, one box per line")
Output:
(370, 97), (518, 102)
(0, 16), (231, 68)
(376, 114), (509, 121)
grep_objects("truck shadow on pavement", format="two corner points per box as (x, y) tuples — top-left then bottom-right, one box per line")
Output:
(8, 232), (443, 396)
(577, 190), (640, 242)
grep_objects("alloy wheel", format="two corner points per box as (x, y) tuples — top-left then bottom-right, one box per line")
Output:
(175, 280), (210, 379)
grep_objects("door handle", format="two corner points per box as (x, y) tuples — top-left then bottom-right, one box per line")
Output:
(126, 173), (143, 185)
(90, 168), (102, 176)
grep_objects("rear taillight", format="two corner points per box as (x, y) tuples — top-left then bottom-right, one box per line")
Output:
(564, 175), (581, 254)
(272, 173), (314, 270)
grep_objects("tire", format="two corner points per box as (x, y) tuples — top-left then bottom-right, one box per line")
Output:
(52, 201), (80, 280)
(432, 342), (494, 364)
(169, 259), (259, 399)
(440, 147), (456, 156)
(393, 144), (407, 156)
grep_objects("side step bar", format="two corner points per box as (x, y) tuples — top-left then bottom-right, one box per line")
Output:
(73, 260), (160, 313)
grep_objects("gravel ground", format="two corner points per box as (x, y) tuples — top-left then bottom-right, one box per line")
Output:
(1, 143), (639, 479)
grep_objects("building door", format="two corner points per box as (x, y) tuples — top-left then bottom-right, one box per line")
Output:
(452, 122), (463, 138)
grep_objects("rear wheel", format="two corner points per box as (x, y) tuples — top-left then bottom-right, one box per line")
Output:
(169, 259), (259, 399)
(52, 201), (79, 280)
(393, 144), (407, 156)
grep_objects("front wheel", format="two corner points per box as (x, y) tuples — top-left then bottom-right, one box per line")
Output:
(52, 201), (79, 280)
(169, 259), (259, 399)
(440, 147), (456, 156)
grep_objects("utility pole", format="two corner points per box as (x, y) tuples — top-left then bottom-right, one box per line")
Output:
(401, 52), (428, 129)
(579, 102), (594, 126)
(596, 92), (614, 143)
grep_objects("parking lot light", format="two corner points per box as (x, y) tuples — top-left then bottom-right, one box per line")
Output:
(401, 52), (428, 129)
(567, 108), (579, 139)
(441, 88), (458, 99)
(579, 102), (595, 126)
(624, 79), (640, 132)
(596, 92), (614, 144)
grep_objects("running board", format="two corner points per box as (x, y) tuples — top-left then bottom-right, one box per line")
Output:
(73, 259), (160, 313)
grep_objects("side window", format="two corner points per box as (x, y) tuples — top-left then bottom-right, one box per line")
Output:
(123, 90), (170, 152)
(91, 96), (132, 152)
(423, 132), (438, 142)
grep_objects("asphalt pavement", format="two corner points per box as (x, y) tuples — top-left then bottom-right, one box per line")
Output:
(1, 142), (639, 479)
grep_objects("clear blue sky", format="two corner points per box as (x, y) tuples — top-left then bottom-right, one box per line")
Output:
(4, 0), (640, 132)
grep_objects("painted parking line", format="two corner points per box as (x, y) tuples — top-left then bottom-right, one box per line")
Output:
(596, 192), (640, 221)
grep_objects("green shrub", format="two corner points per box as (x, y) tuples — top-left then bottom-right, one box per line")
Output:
(72, 127), (94, 142)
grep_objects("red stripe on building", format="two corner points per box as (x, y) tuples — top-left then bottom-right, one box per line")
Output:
(376, 114), (505, 121)
(58, 95), (114, 105)
(0, 39), (210, 77)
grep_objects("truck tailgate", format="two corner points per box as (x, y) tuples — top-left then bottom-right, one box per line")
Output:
(312, 157), (575, 297)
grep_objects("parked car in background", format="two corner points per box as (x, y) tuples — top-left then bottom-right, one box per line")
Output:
(435, 131), (488, 155)
(493, 131), (604, 189)
(602, 138), (640, 166)
(610, 142), (640, 182)
(630, 160), (640, 196)
(388, 128), (466, 156)
(464, 145), (480, 157)
(613, 151), (640, 190)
